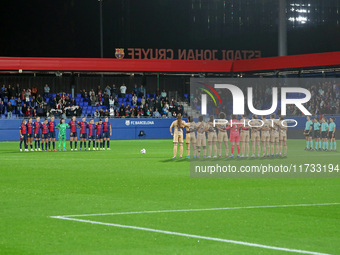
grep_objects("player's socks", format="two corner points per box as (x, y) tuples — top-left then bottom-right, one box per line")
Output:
(88, 141), (91, 148)
(70, 141), (73, 149)
(35, 140), (37, 149)
(322, 142), (325, 150)
(53, 141), (55, 149)
(93, 141), (95, 148)
(75, 141), (77, 149)
(96, 142), (98, 148)
(236, 145), (240, 154)
(231, 145), (235, 154)
(315, 142), (318, 150)
(80, 142), (82, 149)
(330, 142), (333, 150)
(334, 142), (337, 150)
(20, 140), (23, 149)
(84, 142), (86, 149)
(107, 140), (110, 148)
(48, 141), (51, 149)
(30, 144), (33, 149)
(310, 141), (313, 148)
(306, 141), (309, 149)
(38, 140), (40, 149)
(63, 140), (66, 149)
(326, 142), (329, 150)
(100, 142), (102, 148)
(45, 143), (48, 150)
(58, 140), (61, 149)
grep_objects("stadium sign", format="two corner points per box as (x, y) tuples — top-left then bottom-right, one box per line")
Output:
(125, 120), (155, 126)
(115, 48), (261, 60)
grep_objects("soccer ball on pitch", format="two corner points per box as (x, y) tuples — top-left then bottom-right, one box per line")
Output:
(140, 148), (146, 154)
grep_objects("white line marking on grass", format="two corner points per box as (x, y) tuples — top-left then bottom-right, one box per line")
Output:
(51, 216), (332, 255)
(54, 202), (340, 218)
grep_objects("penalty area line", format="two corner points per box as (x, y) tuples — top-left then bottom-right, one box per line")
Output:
(52, 202), (340, 218)
(51, 216), (332, 255)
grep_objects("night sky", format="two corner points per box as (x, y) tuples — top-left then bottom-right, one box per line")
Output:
(1, 0), (339, 58)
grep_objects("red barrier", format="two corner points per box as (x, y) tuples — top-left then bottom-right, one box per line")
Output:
(0, 51), (339, 73)
(0, 57), (232, 73)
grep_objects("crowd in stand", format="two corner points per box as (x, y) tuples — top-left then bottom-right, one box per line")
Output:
(0, 83), (187, 119)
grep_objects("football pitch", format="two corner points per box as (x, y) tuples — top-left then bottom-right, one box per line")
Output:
(0, 139), (339, 255)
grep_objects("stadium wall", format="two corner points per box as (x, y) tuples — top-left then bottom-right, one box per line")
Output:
(0, 117), (339, 141)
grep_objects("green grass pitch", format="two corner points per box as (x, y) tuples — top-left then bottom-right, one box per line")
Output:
(0, 139), (339, 255)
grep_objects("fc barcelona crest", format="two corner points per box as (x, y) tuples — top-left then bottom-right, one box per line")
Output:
(115, 48), (125, 59)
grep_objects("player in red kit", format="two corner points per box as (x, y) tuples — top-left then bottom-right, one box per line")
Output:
(229, 115), (242, 158)
(87, 119), (96, 150)
(79, 117), (88, 151)
(26, 117), (34, 151)
(102, 117), (112, 150)
(34, 117), (41, 151)
(41, 118), (49, 151)
(95, 119), (103, 150)
(20, 119), (28, 152)
(48, 116), (57, 151)
(69, 116), (79, 151)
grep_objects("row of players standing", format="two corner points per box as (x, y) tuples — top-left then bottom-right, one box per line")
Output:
(19, 116), (112, 151)
(170, 113), (288, 159)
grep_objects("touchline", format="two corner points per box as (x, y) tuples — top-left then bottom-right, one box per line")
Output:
(201, 84), (312, 116)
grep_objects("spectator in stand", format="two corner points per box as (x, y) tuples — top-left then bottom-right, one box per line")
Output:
(16, 97), (22, 114)
(8, 85), (13, 98)
(32, 86), (37, 98)
(161, 89), (167, 100)
(26, 106), (32, 117)
(96, 85), (101, 95)
(119, 103), (125, 117)
(94, 109), (100, 118)
(0, 100), (4, 114)
(104, 109), (109, 117)
(114, 96), (119, 109)
(111, 84), (117, 98)
(109, 96), (115, 108)
(99, 108), (104, 117)
(7, 101), (13, 119)
(132, 94), (137, 106)
(22, 103), (28, 116)
(141, 96), (145, 107)
(139, 85), (146, 98)
(24, 89), (30, 102)
(81, 89), (86, 98)
(71, 98), (76, 106)
(153, 108), (160, 118)
(89, 89), (95, 97)
(120, 84), (127, 98)
(105, 85), (111, 96)
(44, 84), (50, 98)
(0, 86), (3, 100)
(15, 84), (21, 97)
(103, 92), (109, 107)
(36, 94), (43, 105)
(90, 93), (97, 106)
(133, 84), (138, 95)
(10, 86), (16, 100)
(109, 106), (114, 118)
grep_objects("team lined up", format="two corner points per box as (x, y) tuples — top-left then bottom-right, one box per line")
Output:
(19, 116), (112, 151)
(170, 113), (288, 159)
(304, 116), (337, 151)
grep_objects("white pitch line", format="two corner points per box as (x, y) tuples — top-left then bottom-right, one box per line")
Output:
(51, 216), (332, 255)
(53, 202), (340, 218)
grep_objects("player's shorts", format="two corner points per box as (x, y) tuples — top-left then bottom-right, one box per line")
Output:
(251, 132), (260, 142)
(321, 131), (327, 139)
(313, 130), (320, 139)
(240, 130), (249, 142)
(305, 130), (312, 137)
(34, 133), (41, 139)
(218, 131), (228, 143)
(80, 133), (87, 139)
(21, 134), (28, 141)
(173, 133), (183, 143)
(70, 131), (78, 138)
(41, 133), (49, 139)
(49, 131), (56, 139)
(103, 131), (110, 139)
(96, 134), (103, 139)
(207, 132), (217, 142)
(196, 133), (206, 147)
(27, 133), (33, 138)
(88, 135), (95, 140)
(279, 133), (287, 141)
(59, 134), (66, 140)
(329, 132), (335, 139)
(270, 134), (279, 143)
(261, 131), (270, 142)
(230, 134), (240, 143)
(185, 133), (190, 144)
(188, 133), (197, 144)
